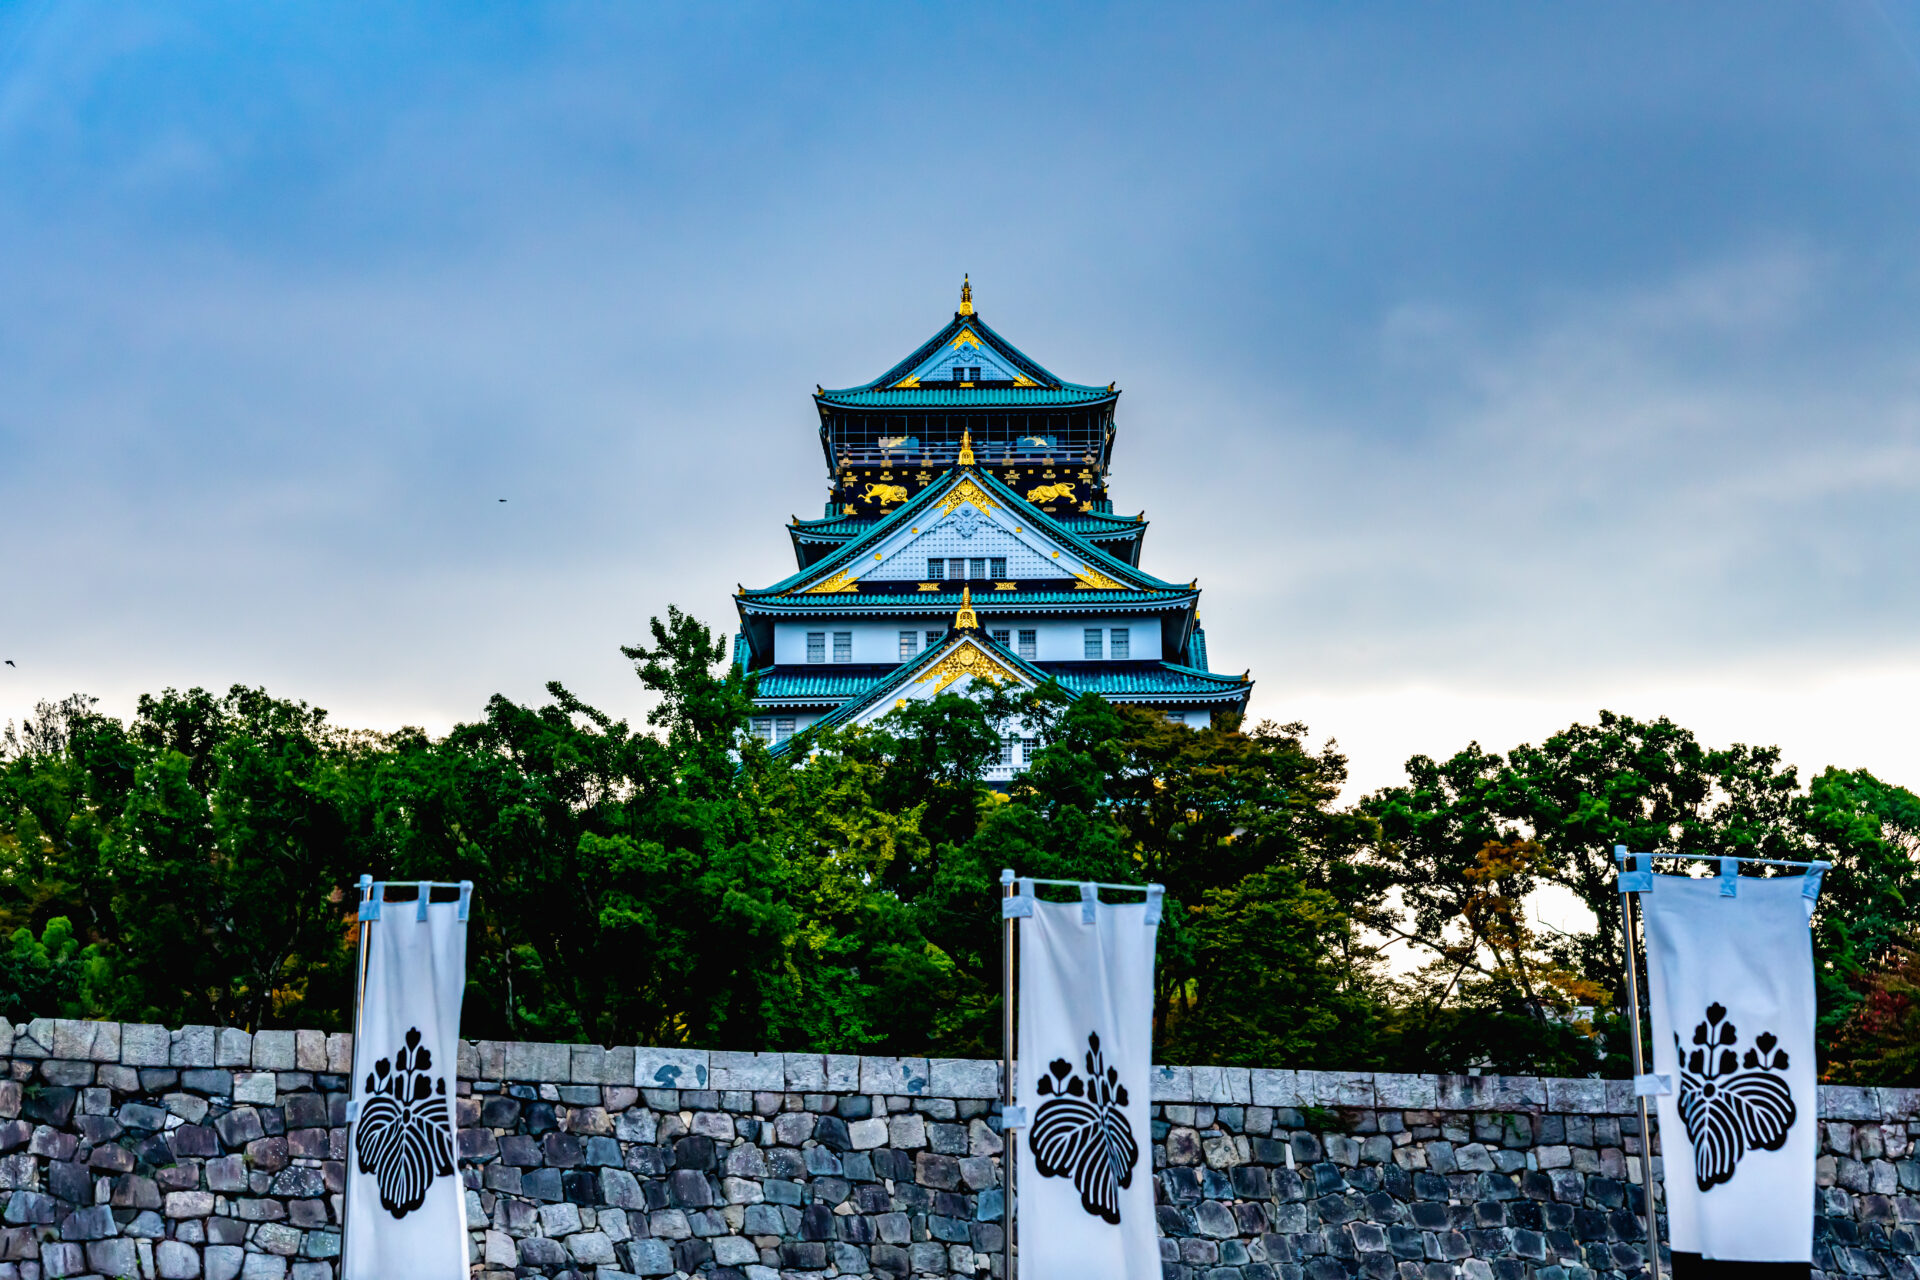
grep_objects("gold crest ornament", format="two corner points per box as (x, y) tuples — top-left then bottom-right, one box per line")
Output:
(802, 569), (859, 594)
(918, 640), (1020, 695)
(862, 483), (909, 505)
(955, 585), (979, 630)
(1026, 482), (1076, 503)
(958, 430), (975, 467)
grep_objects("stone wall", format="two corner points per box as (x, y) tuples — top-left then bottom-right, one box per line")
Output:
(0, 1018), (1913, 1280)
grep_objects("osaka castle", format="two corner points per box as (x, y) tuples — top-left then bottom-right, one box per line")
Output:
(733, 279), (1252, 768)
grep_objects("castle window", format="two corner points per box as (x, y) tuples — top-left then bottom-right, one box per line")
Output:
(970, 557), (986, 579)
(1084, 628), (1103, 659)
(775, 716), (795, 741)
(990, 557), (1007, 577)
(1000, 736), (1014, 766)
(949, 558), (966, 579)
(969, 366), (981, 381)
(927, 558), (944, 579)
(1111, 627), (1130, 660)
(952, 365), (965, 382)
(1024, 736), (1038, 760)
(806, 632), (825, 663)
(899, 630), (917, 659)
(1018, 629), (1037, 659)
(926, 630), (942, 650)
(752, 717), (773, 743)
(991, 629), (1010, 647)
(833, 632), (852, 663)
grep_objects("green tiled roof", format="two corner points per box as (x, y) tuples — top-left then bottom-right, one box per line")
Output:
(790, 515), (878, 540)
(751, 666), (895, 701)
(751, 659), (1249, 711)
(1050, 662), (1250, 700)
(818, 385), (1115, 408)
(1054, 512), (1147, 536)
(739, 587), (1194, 615)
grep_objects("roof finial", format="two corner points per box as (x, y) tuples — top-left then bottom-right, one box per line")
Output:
(955, 585), (978, 631)
(958, 429), (974, 467)
(958, 274), (973, 316)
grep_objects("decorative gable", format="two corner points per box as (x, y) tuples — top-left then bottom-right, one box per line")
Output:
(890, 325), (1041, 389)
(832, 631), (1039, 732)
(771, 469), (1153, 596)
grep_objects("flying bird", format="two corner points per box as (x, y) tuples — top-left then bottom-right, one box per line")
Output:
(4, 660), (13, 667)
(498, 498), (507, 503)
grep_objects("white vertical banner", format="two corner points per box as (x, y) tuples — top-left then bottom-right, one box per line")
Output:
(343, 885), (471, 1280)
(1642, 872), (1818, 1278)
(1015, 885), (1161, 1280)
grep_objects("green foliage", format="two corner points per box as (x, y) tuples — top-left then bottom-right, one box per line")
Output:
(0, 917), (106, 1022)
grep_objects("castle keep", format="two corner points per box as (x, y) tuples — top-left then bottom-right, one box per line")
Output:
(734, 280), (1251, 768)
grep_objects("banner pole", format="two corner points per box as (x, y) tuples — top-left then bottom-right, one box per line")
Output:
(1619, 864), (1662, 1280)
(340, 875), (376, 1280)
(1001, 868), (1016, 1280)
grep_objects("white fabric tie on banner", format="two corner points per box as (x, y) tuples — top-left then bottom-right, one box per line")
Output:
(1642, 873), (1818, 1275)
(343, 890), (471, 1280)
(1015, 888), (1161, 1280)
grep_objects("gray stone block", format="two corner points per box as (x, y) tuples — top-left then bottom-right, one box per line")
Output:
(860, 1056), (930, 1096)
(711, 1050), (784, 1091)
(325, 1032), (353, 1074)
(231, 1073), (275, 1106)
(55, 1019), (120, 1063)
(1822, 1086), (1881, 1121)
(1298, 1070), (1375, 1107)
(1250, 1068), (1302, 1108)
(501, 1040), (570, 1082)
(1546, 1079), (1606, 1114)
(929, 1058), (1000, 1100)
(170, 1026), (217, 1068)
(1153, 1064), (1194, 1102)
(1373, 1073), (1438, 1108)
(156, 1238), (200, 1280)
(627, 1237), (674, 1275)
(1878, 1087), (1920, 1120)
(251, 1030), (296, 1071)
(214, 1028), (251, 1067)
(86, 1236), (139, 1278)
(240, 1253), (287, 1280)
(205, 1244), (245, 1280)
(825, 1053), (861, 1092)
(603, 1045), (635, 1087)
(471, 1040), (507, 1080)
(784, 1053), (827, 1091)
(0, 1018), (11, 1057)
(293, 1029), (326, 1071)
(570, 1043), (607, 1084)
(15, 1018), (53, 1058)
(1191, 1065), (1253, 1105)
(635, 1047), (709, 1090)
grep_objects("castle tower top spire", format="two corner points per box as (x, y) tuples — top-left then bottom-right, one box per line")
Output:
(958, 274), (973, 316)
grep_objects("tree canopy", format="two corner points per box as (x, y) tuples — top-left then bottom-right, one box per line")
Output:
(3, 610), (1916, 1080)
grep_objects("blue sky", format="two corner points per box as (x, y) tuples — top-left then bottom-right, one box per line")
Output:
(4, 1), (1919, 793)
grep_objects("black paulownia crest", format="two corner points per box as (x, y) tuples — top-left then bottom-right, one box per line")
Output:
(1674, 1002), (1797, 1192)
(1031, 1031), (1140, 1224)
(354, 1027), (456, 1218)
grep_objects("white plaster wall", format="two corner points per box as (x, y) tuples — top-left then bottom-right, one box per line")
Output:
(773, 617), (1161, 665)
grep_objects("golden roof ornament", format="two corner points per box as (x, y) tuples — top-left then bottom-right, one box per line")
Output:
(958, 429), (974, 467)
(955, 585), (979, 630)
(958, 274), (973, 316)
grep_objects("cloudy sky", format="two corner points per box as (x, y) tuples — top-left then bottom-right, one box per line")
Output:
(3, 2), (1919, 795)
